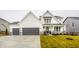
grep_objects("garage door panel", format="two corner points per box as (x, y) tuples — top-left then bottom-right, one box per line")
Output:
(12, 28), (19, 35)
(22, 28), (39, 35)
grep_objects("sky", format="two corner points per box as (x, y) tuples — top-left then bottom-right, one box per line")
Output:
(0, 10), (79, 23)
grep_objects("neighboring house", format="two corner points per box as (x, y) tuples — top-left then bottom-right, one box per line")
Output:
(0, 18), (10, 34)
(63, 17), (79, 33)
(10, 11), (66, 35)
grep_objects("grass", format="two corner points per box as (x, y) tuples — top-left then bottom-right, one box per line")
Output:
(40, 35), (79, 48)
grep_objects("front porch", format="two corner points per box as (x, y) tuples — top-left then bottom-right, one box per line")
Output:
(43, 24), (66, 34)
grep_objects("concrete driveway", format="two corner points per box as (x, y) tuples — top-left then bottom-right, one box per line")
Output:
(0, 35), (40, 48)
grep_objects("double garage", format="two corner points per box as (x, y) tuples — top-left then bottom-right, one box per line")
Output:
(12, 28), (39, 35)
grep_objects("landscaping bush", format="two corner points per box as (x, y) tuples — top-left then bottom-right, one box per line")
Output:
(43, 31), (79, 36)
(44, 31), (51, 35)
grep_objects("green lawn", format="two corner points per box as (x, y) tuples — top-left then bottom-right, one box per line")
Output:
(40, 35), (79, 48)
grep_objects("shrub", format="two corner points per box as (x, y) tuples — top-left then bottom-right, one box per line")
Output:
(43, 31), (51, 35)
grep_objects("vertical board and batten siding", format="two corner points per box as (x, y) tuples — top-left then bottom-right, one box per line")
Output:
(19, 12), (42, 35)
(10, 12), (42, 35)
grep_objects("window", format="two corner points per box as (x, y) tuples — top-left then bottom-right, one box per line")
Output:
(43, 17), (52, 24)
(72, 23), (74, 27)
(54, 26), (60, 32)
(45, 19), (51, 24)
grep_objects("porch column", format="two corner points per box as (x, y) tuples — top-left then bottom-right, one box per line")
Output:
(64, 25), (66, 32)
(53, 25), (55, 34)
(53, 25), (54, 32)
(10, 28), (13, 35)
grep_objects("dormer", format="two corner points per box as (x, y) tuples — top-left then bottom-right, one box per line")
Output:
(42, 11), (53, 24)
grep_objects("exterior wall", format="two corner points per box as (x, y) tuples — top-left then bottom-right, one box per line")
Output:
(51, 18), (59, 24)
(20, 13), (42, 27)
(49, 26), (54, 32)
(19, 12), (43, 33)
(40, 16), (45, 24)
(40, 16), (59, 24)
(10, 24), (20, 35)
(64, 17), (79, 33)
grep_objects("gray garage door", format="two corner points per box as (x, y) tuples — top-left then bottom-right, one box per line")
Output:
(12, 28), (19, 35)
(22, 28), (39, 35)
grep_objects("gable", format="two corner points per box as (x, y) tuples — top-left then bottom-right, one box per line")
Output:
(20, 11), (38, 22)
(42, 11), (53, 17)
(19, 11), (42, 28)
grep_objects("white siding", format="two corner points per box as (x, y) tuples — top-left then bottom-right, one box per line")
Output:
(19, 12), (43, 32)
(10, 24), (19, 32)
(51, 18), (59, 24)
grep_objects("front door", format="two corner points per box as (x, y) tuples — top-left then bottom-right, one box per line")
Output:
(45, 27), (51, 34)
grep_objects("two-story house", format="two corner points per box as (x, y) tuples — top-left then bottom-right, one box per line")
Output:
(40, 11), (66, 34)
